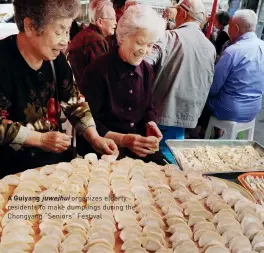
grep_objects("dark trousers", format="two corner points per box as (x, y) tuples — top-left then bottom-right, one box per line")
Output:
(198, 104), (214, 130)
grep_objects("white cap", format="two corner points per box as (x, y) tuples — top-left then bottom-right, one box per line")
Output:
(176, 0), (205, 23)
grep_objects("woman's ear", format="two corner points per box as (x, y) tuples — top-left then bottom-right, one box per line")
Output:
(24, 17), (35, 37)
(95, 18), (103, 29)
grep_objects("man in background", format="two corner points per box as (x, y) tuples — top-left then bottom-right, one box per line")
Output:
(146, 0), (216, 136)
(68, 0), (117, 84)
(198, 10), (264, 135)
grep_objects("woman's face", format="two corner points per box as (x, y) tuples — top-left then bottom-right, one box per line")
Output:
(118, 28), (157, 66)
(26, 18), (73, 61)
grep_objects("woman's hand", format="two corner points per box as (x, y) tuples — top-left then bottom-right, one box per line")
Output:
(40, 132), (72, 153)
(91, 136), (119, 155)
(146, 121), (163, 140)
(121, 134), (158, 157)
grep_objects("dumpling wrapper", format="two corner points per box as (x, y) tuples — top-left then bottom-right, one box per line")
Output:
(143, 225), (165, 237)
(33, 243), (59, 253)
(167, 217), (188, 227)
(155, 248), (173, 253)
(140, 237), (162, 251)
(189, 210), (213, 221)
(40, 225), (65, 240)
(121, 238), (141, 251)
(229, 235), (251, 251)
(83, 239), (112, 251)
(0, 242), (31, 251)
(120, 227), (141, 242)
(194, 229), (213, 242)
(2, 225), (35, 235)
(0, 180), (9, 193)
(1, 233), (34, 244)
(141, 231), (165, 245)
(67, 219), (90, 231)
(204, 245), (230, 253)
(188, 216), (207, 226)
(125, 247), (148, 253)
(193, 221), (216, 233)
(198, 231), (225, 247)
(222, 229), (243, 244)
(89, 231), (115, 246)
(173, 240), (199, 253)
(2, 175), (20, 186)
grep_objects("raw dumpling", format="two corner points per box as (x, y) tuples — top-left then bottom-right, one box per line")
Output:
(121, 238), (141, 251)
(84, 153), (98, 164)
(2, 175), (20, 186)
(198, 231), (225, 247)
(188, 216), (206, 226)
(205, 245), (230, 253)
(229, 235), (252, 252)
(173, 240), (199, 253)
(0, 180), (9, 193)
(125, 247), (148, 253)
(193, 221), (216, 233)
(140, 237), (162, 251)
(120, 227), (141, 242)
(143, 225), (165, 237)
(252, 231), (264, 247)
(222, 230), (243, 244)
(166, 217), (187, 227)
(216, 218), (241, 234)
(222, 188), (243, 206)
(89, 231), (114, 246)
(189, 210), (213, 221)
(141, 232), (165, 245)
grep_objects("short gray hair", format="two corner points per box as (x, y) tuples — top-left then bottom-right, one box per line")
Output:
(116, 4), (166, 45)
(89, 0), (114, 24)
(233, 9), (257, 33)
(13, 0), (80, 33)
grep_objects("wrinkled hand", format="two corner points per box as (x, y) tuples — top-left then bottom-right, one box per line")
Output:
(146, 121), (163, 140)
(40, 132), (72, 153)
(92, 136), (119, 155)
(120, 134), (159, 157)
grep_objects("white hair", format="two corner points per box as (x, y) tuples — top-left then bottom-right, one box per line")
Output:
(89, 0), (114, 24)
(233, 9), (257, 33)
(116, 4), (166, 45)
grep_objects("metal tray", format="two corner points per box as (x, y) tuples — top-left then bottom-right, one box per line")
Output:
(166, 140), (264, 176)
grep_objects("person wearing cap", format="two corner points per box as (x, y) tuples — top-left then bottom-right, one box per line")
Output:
(145, 0), (216, 135)
(68, 0), (117, 85)
(197, 10), (264, 136)
(163, 7), (177, 30)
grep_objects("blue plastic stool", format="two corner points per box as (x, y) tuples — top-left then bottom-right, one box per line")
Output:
(159, 125), (184, 164)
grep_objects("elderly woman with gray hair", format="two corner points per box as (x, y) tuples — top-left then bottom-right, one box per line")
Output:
(0, 0), (118, 177)
(79, 5), (166, 161)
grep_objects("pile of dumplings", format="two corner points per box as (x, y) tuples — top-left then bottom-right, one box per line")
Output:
(0, 155), (264, 253)
(172, 145), (264, 173)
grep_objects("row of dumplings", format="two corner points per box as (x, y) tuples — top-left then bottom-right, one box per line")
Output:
(173, 145), (264, 173)
(0, 157), (94, 253)
(165, 168), (264, 253)
(83, 156), (115, 253)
